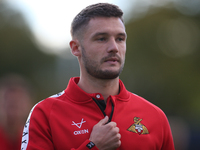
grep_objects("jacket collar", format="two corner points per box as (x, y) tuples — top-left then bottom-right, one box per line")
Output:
(64, 77), (130, 103)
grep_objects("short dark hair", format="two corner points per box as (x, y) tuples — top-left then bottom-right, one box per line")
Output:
(70, 3), (124, 39)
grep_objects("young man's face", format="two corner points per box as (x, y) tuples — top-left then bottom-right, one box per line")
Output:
(79, 17), (127, 79)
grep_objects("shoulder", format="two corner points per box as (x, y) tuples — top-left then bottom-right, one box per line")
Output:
(128, 93), (171, 131)
(36, 90), (65, 107)
(29, 91), (66, 119)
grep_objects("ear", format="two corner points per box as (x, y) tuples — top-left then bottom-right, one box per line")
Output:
(69, 39), (81, 57)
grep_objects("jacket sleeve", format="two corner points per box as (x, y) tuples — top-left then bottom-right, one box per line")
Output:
(71, 140), (99, 150)
(159, 110), (175, 150)
(21, 100), (99, 150)
(21, 100), (55, 150)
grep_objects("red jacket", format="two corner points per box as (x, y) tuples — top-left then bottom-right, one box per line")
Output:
(21, 77), (175, 150)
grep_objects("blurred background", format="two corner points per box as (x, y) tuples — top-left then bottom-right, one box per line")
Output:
(0, 0), (199, 149)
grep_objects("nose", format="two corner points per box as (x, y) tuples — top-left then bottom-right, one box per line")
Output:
(107, 38), (119, 53)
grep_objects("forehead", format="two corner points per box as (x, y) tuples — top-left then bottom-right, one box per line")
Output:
(84, 17), (126, 38)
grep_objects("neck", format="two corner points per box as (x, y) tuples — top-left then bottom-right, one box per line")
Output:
(78, 75), (119, 101)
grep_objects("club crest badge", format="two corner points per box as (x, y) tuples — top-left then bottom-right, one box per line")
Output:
(127, 117), (149, 135)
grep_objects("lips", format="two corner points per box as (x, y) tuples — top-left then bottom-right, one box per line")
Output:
(105, 57), (119, 62)
(102, 54), (121, 63)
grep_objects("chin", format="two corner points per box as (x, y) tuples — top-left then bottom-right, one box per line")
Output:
(96, 70), (121, 80)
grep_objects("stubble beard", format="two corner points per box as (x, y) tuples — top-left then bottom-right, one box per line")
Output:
(81, 46), (124, 80)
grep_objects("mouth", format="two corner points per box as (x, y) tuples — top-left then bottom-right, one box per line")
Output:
(105, 57), (119, 62)
(103, 54), (121, 63)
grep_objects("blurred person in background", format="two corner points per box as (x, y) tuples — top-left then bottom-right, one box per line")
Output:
(169, 117), (190, 150)
(0, 74), (33, 150)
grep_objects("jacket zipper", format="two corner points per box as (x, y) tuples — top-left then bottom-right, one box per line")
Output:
(92, 98), (114, 123)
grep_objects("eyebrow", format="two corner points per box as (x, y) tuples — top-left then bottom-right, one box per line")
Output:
(118, 33), (127, 38)
(92, 32), (127, 38)
(92, 32), (108, 38)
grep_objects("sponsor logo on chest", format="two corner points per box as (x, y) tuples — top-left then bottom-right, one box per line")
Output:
(72, 118), (89, 135)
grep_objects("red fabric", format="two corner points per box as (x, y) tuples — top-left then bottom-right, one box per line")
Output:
(21, 77), (175, 150)
(0, 127), (22, 150)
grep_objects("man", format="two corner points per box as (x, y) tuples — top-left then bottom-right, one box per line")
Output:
(21, 3), (175, 150)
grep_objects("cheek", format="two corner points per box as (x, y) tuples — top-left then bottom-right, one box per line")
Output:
(87, 52), (100, 61)
(86, 48), (103, 60)
(82, 49), (100, 65)
(120, 46), (126, 57)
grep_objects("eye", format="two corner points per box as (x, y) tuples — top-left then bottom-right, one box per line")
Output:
(97, 37), (106, 41)
(116, 37), (125, 42)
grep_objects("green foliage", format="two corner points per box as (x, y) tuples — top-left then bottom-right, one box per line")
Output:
(121, 8), (200, 124)
(0, 4), (57, 100)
